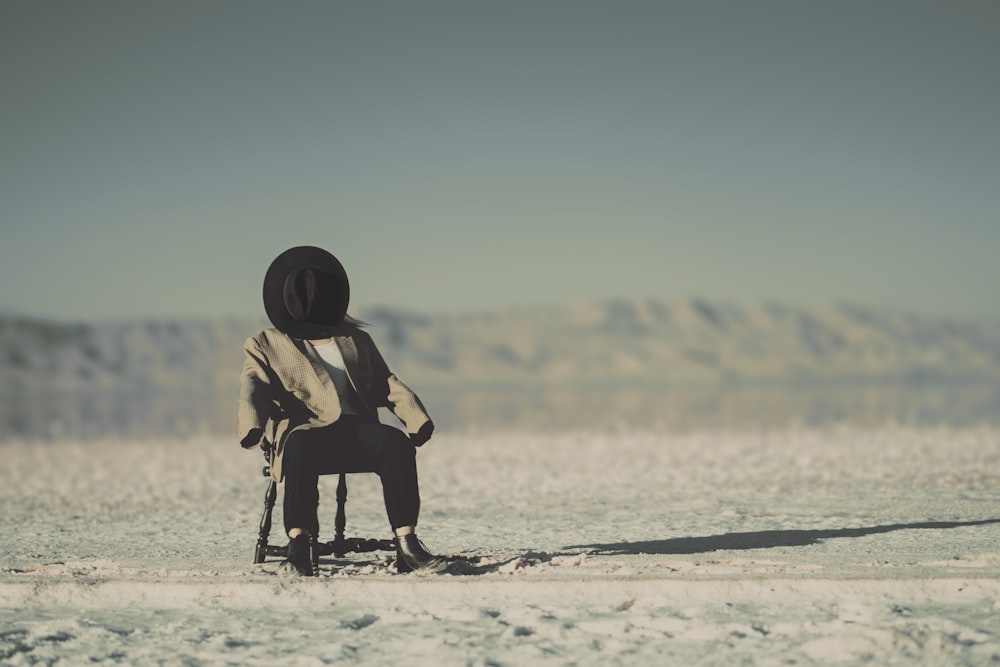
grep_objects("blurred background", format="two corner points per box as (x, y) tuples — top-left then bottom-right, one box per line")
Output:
(2, 1), (999, 440)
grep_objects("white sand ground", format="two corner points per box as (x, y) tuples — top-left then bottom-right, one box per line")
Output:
(2, 426), (999, 665)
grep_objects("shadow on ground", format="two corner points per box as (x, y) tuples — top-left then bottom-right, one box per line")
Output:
(566, 519), (1000, 556)
(296, 519), (1000, 575)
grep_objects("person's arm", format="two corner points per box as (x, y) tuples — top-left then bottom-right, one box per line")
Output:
(367, 335), (434, 445)
(238, 335), (277, 449)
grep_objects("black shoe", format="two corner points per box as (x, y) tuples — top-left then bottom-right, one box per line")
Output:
(284, 534), (313, 576)
(395, 533), (448, 573)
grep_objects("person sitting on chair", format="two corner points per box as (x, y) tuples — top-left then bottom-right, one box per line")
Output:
(238, 245), (447, 576)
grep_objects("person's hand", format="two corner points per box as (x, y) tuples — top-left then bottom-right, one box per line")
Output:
(241, 427), (264, 449)
(409, 421), (434, 447)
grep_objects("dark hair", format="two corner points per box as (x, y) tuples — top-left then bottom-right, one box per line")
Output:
(343, 314), (370, 328)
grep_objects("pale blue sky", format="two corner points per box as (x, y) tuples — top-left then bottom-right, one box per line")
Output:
(2, 1), (998, 321)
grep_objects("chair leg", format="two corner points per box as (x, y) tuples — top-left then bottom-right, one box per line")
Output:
(333, 473), (348, 557)
(310, 499), (320, 569)
(310, 533), (320, 570)
(254, 479), (278, 564)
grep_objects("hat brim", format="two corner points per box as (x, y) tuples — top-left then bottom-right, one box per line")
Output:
(263, 246), (350, 339)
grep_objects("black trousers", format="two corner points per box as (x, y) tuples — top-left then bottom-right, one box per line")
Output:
(282, 415), (419, 535)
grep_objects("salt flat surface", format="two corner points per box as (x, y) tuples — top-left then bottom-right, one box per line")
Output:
(2, 427), (999, 665)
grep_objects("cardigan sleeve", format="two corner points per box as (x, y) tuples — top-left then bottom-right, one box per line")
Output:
(238, 334), (277, 448)
(366, 333), (433, 436)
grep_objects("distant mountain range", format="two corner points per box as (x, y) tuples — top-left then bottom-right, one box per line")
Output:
(3, 299), (999, 397)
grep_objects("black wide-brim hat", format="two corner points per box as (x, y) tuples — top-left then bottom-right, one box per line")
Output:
(263, 246), (350, 339)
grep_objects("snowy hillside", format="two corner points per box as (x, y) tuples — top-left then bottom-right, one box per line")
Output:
(2, 299), (999, 397)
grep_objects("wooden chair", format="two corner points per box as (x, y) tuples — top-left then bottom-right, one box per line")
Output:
(253, 443), (395, 569)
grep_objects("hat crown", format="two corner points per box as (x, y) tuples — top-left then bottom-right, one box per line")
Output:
(283, 267), (346, 325)
(263, 246), (350, 338)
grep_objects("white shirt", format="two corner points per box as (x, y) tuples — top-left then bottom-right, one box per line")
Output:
(312, 340), (361, 415)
